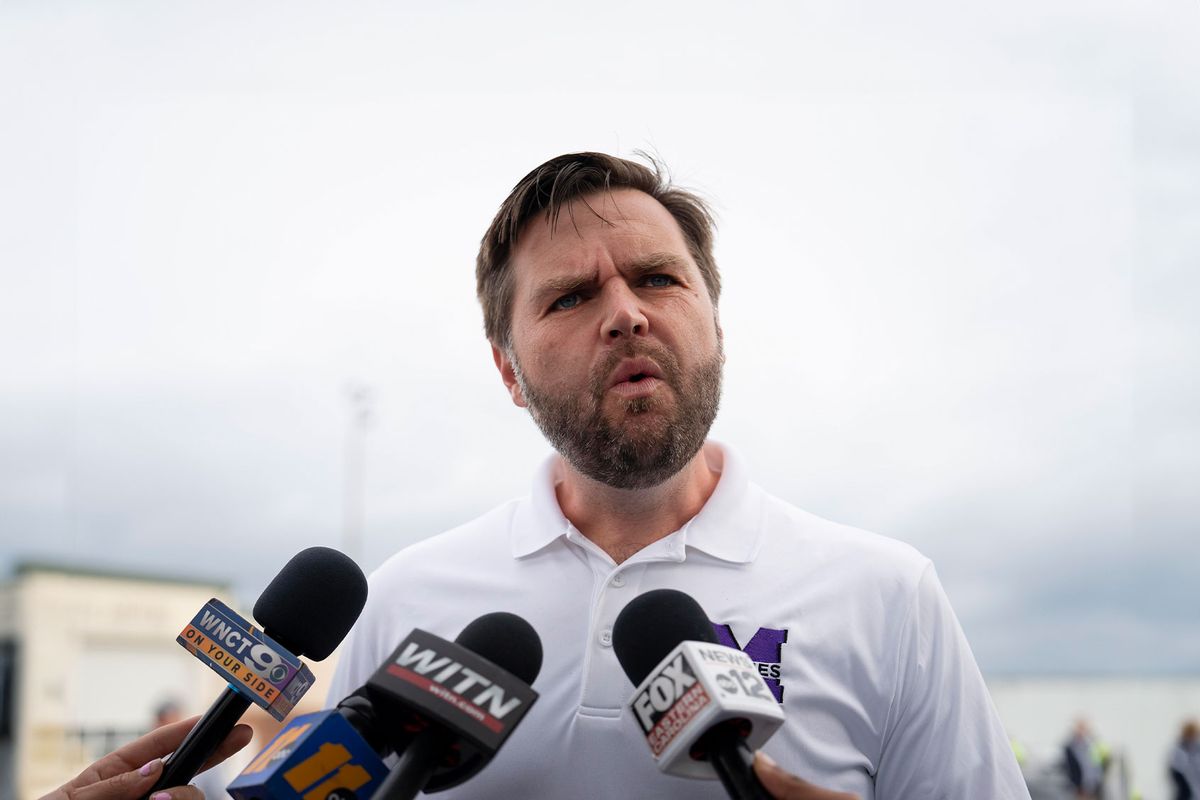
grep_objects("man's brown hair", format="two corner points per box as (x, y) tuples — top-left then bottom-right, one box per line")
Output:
(476, 152), (720, 348)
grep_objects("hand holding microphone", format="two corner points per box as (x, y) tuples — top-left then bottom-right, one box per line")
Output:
(614, 589), (856, 800)
(40, 716), (252, 800)
(753, 753), (858, 800)
(613, 588), (783, 799)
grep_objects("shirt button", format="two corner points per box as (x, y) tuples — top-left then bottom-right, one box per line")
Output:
(599, 628), (613, 647)
(611, 573), (625, 587)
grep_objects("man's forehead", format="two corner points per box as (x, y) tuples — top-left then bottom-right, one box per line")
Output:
(511, 188), (691, 270)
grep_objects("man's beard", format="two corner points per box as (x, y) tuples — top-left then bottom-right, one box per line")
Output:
(510, 339), (723, 490)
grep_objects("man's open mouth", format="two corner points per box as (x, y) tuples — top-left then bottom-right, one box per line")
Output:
(609, 358), (665, 388)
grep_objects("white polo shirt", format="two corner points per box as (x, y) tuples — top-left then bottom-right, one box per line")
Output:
(327, 443), (1029, 799)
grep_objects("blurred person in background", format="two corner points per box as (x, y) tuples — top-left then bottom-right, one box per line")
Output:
(152, 700), (183, 729)
(1170, 720), (1200, 800)
(1064, 719), (1107, 799)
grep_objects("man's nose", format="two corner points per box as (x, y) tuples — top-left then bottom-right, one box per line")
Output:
(599, 283), (649, 340)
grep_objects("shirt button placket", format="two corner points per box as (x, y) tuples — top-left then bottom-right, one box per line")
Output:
(581, 562), (644, 711)
(598, 568), (632, 647)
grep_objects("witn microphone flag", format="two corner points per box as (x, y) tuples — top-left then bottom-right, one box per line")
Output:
(367, 628), (538, 760)
(178, 598), (315, 721)
(629, 639), (784, 779)
(366, 615), (542, 799)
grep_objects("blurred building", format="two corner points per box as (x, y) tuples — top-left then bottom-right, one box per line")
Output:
(0, 563), (229, 799)
(0, 562), (345, 800)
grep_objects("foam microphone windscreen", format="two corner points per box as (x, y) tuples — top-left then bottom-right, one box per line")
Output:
(252, 546), (368, 660)
(455, 611), (544, 685)
(612, 588), (718, 686)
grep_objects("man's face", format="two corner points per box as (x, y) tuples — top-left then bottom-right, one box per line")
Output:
(493, 188), (723, 489)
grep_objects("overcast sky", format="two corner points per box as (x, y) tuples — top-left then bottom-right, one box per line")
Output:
(1, 0), (1197, 674)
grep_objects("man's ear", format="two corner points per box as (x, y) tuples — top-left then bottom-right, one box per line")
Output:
(491, 343), (528, 408)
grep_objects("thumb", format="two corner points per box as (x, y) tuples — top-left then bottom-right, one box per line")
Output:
(73, 758), (163, 800)
(753, 752), (859, 800)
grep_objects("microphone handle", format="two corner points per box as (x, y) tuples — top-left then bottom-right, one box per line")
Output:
(144, 686), (252, 798)
(704, 725), (773, 800)
(373, 728), (455, 800)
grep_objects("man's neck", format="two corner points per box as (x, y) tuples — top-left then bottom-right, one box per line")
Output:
(553, 444), (722, 564)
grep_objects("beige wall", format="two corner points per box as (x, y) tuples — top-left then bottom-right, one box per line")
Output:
(9, 566), (346, 800)
(13, 568), (228, 800)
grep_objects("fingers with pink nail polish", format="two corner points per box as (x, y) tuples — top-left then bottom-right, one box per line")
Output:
(38, 717), (246, 800)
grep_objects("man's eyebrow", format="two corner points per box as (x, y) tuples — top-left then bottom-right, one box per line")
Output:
(528, 253), (688, 305)
(628, 252), (688, 274)
(530, 271), (597, 304)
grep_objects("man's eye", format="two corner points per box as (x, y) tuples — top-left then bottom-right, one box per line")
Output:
(552, 293), (582, 311)
(644, 274), (675, 288)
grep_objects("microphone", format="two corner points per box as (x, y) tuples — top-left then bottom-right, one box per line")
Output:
(146, 546), (368, 798)
(612, 589), (785, 800)
(366, 612), (543, 799)
(226, 686), (397, 800)
(228, 613), (541, 800)
(226, 708), (391, 800)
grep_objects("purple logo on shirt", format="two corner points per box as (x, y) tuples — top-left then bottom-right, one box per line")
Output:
(711, 623), (788, 703)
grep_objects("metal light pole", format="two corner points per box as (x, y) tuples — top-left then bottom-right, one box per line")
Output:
(342, 382), (374, 564)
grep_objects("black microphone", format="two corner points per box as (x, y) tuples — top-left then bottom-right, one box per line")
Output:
(228, 613), (541, 800)
(366, 613), (543, 799)
(147, 546), (368, 798)
(613, 589), (785, 800)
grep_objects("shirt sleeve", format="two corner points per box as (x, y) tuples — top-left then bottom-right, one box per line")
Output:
(874, 563), (1030, 800)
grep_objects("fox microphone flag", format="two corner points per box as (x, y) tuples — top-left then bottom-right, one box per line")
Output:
(613, 589), (784, 800)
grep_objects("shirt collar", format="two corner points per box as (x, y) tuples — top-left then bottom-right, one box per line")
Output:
(510, 454), (573, 558)
(510, 441), (765, 564)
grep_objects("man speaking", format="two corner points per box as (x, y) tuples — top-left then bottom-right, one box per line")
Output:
(328, 152), (1030, 799)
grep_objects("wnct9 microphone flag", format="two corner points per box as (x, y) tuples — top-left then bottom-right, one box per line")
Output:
(143, 547), (368, 799)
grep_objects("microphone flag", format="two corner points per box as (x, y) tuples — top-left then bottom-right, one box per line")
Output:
(228, 710), (389, 800)
(178, 598), (316, 721)
(365, 627), (539, 792)
(629, 640), (784, 779)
